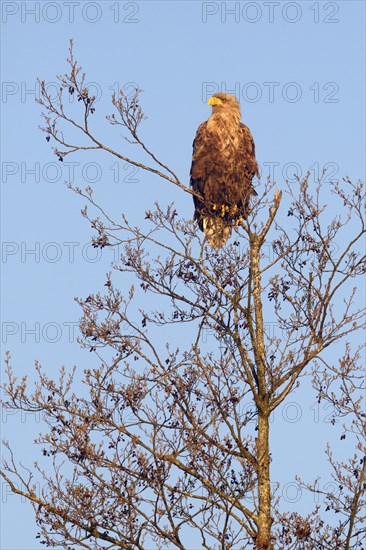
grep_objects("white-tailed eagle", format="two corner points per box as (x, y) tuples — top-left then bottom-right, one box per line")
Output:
(190, 93), (258, 248)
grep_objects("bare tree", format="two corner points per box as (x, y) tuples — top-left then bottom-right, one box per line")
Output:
(2, 41), (365, 550)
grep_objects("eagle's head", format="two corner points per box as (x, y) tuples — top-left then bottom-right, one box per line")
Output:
(208, 93), (241, 115)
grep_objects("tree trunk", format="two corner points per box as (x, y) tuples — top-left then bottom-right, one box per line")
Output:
(250, 236), (274, 549)
(256, 409), (273, 549)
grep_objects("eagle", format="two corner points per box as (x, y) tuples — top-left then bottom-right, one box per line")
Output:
(190, 93), (258, 248)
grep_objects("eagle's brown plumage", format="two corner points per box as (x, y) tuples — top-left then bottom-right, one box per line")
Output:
(190, 93), (258, 248)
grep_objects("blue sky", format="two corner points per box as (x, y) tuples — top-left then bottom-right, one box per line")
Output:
(1, 1), (365, 548)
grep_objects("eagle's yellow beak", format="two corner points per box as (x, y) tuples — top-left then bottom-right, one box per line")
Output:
(208, 96), (223, 106)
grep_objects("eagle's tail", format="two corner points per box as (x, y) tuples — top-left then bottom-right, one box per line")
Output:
(203, 217), (232, 248)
